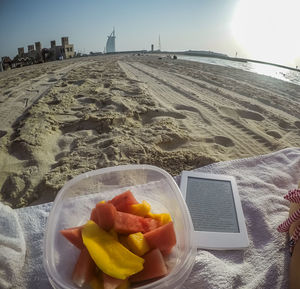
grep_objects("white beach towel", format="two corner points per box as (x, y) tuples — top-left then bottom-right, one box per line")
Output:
(1, 147), (300, 289)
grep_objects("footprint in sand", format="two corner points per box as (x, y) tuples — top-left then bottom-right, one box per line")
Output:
(157, 135), (187, 151)
(205, 136), (235, 147)
(68, 80), (85, 86)
(219, 106), (264, 121)
(54, 151), (70, 162)
(174, 104), (200, 113)
(236, 109), (265, 121)
(0, 130), (7, 138)
(214, 136), (235, 147)
(266, 130), (282, 139)
(278, 119), (293, 129)
(77, 97), (97, 104)
(103, 82), (111, 88)
(141, 109), (186, 124)
(294, 121), (300, 129)
(74, 94), (84, 99)
(48, 78), (58, 82)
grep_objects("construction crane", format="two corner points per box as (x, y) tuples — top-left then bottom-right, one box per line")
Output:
(158, 35), (161, 51)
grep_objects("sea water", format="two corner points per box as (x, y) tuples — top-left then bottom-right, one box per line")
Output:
(178, 55), (300, 86)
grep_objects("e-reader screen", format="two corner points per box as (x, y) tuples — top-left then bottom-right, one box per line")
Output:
(186, 177), (239, 233)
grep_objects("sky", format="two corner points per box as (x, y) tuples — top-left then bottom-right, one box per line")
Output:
(0, 0), (299, 67)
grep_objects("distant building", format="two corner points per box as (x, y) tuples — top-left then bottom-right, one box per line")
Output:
(106, 28), (116, 53)
(61, 37), (68, 47)
(9, 36), (75, 68)
(25, 43), (42, 61)
(49, 36), (75, 60)
(18, 47), (24, 57)
(35, 42), (42, 52)
(89, 51), (103, 56)
(28, 45), (34, 52)
(61, 37), (74, 59)
(8, 36), (75, 69)
(151, 44), (154, 52)
(1, 56), (12, 70)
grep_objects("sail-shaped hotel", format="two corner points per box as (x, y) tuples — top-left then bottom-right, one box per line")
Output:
(106, 28), (116, 53)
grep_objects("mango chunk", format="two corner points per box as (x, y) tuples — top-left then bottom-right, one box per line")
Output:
(82, 220), (144, 280)
(127, 232), (150, 256)
(109, 228), (118, 241)
(147, 212), (172, 226)
(130, 201), (151, 217)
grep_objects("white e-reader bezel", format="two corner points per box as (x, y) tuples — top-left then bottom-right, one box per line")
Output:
(180, 171), (249, 250)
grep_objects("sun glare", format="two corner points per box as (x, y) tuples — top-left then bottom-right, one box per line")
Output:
(231, 0), (300, 66)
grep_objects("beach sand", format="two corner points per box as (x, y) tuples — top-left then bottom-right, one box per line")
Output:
(1, 54), (300, 208)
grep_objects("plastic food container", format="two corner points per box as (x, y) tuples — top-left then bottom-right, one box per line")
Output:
(43, 164), (196, 289)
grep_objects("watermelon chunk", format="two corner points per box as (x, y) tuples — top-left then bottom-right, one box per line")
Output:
(140, 218), (160, 233)
(144, 222), (176, 255)
(109, 190), (138, 213)
(72, 247), (96, 287)
(60, 226), (84, 250)
(116, 279), (130, 289)
(114, 212), (144, 234)
(103, 273), (129, 289)
(96, 203), (117, 231)
(90, 208), (98, 224)
(114, 212), (159, 234)
(89, 275), (103, 289)
(130, 249), (168, 283)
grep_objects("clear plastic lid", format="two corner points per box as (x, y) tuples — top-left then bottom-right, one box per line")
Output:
(43, 164), (196, 289)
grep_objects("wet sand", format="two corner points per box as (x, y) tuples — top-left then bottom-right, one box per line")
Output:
(1, 54), (300, 208)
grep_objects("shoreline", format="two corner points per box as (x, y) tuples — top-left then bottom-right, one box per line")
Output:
(178, 52), (300, 72)
(147, 51), (300, 73)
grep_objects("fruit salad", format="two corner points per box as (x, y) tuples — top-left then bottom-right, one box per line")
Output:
(60, 190), (177, 289)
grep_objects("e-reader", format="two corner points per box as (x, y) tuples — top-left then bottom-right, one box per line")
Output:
(180, 171), (249, 250)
